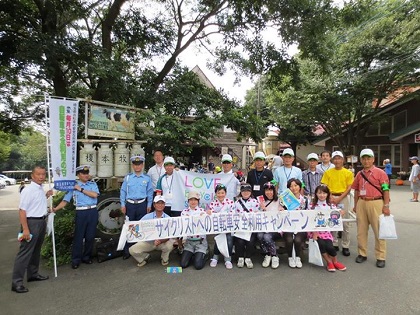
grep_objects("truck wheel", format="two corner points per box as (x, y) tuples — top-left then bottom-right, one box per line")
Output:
(96, 191), (124, 241)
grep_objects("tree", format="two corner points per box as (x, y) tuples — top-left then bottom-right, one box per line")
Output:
(257, 0), (420, 155)
(1, 0), (337, 138)
(0, 131), (11, 166)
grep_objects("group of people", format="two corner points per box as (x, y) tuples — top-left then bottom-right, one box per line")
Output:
(11, 147), (392, 294)
(125, 148), (392, 273)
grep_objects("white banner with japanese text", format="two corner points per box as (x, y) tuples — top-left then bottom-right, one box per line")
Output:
(117, 209), (343, 250)
(49, 98), (79, 191)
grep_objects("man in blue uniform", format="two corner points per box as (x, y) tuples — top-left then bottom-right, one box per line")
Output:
(120, 155), (154, 259)
(53, 165), (100, 269)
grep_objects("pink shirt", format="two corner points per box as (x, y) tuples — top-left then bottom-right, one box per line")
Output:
(351, 166), (389, 198)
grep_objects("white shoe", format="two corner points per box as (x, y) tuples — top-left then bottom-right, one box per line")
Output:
(295, 257), (303, 268)
(225, 261), (233, 269)
(245, 258), (253, 269)
(210, 259), (218, 267)
(262, 255), (271, 268)
(288, 257), (296, 268)
(271, 256), (279, 269)
(237, 257), (244, 268)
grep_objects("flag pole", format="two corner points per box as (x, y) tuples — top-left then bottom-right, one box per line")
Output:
(45, 94), (58, 278)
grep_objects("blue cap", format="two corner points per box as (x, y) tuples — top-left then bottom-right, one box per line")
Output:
(130, 155), (145, 164)
(76, 165), (90, 173)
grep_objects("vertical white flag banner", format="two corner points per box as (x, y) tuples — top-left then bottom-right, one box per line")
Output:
(49, 98), (79, 191)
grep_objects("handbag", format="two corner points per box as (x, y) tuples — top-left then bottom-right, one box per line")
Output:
(379, 214), (397, 239)
(308, 239), (324, 266)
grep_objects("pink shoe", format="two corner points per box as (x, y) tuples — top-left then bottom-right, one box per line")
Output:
(327, 262), (336, 272)
(334, 261), (347, 271)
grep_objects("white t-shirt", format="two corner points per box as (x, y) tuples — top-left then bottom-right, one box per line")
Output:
(409, 164), (420, 181)
(147, 164), (164, 189)
(19, 182), (48, 217)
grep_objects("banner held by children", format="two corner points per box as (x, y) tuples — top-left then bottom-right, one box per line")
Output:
(117, 209), (344, 250)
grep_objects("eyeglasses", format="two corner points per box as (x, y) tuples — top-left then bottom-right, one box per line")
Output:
(216, 184), (226, 188)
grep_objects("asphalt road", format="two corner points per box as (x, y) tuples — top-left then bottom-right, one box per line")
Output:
(1, 184), (420, 315)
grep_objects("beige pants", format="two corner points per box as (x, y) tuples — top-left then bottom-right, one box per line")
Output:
(129, 239), (175, 264)
(356, 199), (386, 260)
(332, 196), (350, 249)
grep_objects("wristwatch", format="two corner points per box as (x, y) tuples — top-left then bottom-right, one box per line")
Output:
(80, 188), (85, 193)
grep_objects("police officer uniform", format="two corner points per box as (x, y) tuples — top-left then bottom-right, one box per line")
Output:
(62, 165), (100, 268)
(120, 155), (154, 258)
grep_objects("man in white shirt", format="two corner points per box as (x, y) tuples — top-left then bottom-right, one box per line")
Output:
(147, 149), (164, 190)
(316, 150), (335, 173)
(221, 154), (240, 199)
(11, 166), (53, 293)
(156, 156), (177, 215)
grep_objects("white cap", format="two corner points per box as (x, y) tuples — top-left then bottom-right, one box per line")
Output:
(187, 191), (201, 200)
(153, 195), (166, 203)
(331, 151), (344, 158)
(163, 156), (175, 165)
(130, 155), (145, 164)
(307, 153), (319, 161)
(282, 148), (295, 157)
(254, 151), (266, 160)
(360, 149), (374, 158)
(76, 165), (90, 173)
(221, 154), (233, 163)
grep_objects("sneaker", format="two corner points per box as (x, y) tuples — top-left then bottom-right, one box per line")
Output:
(245, 258), (253, 269)
(271, 256), (280, 269)
(237, 257), (244, 268)
(210, 259), (218, 268)
(288, 257), (296, 268)
(327, 262), (336, 272)
(262, 255), (271, 268)
(295, 257), (303, 268)
(161, 259), (169, 266)
(225, 261), (233, 269)
(334, 261), (346, 271)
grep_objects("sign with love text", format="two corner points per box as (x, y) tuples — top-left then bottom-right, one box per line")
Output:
(167, 170), (239, 211)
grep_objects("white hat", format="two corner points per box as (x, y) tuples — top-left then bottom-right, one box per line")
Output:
(360, 149), (374, 158)
(221, 154), (233, 163)
(153, 195), (166, 203)
(163, 156), (175, 165)
(187, 191), (201, 200)
(307, 153), (319, 161)
(254, 151), (266, 160)
(76, 165), (90, 173)
(130, 155), (145, 164)
(282, 148), (295, 157)
(331, 151), (344, 158)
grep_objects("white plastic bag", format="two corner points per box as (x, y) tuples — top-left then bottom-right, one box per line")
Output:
(308, 239), (324, 266)
(379, 214), (397, 239)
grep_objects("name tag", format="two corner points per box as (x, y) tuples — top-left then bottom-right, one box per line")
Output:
(360, 189), (366, 196)
(253, 185), (260, 191)
(166, 192), (173, 200)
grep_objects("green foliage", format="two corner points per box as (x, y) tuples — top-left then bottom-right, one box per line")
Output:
(0, 129), (48, 171)
(144, 66), (241, 156)
(0, 131), (11, 164)
(251, 0), (420, 155)
(41, 192), (75, 267)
